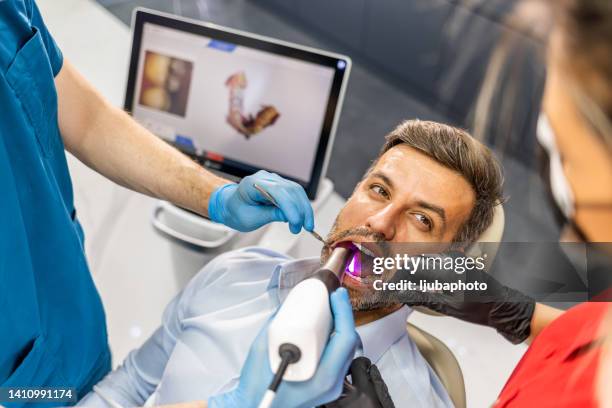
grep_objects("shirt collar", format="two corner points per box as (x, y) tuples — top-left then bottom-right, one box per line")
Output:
(355, 306), (411, 363)
(267, 257), (412, 363)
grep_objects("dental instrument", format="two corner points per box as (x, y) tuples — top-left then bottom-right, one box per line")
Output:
(253, 183), (326, 243)
(259, 245), (355, 408)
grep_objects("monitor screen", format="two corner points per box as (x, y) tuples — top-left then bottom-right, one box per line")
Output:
(126, 10), (351, 198)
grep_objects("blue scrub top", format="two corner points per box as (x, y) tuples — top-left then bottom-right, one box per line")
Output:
(0, 1), (111, 405)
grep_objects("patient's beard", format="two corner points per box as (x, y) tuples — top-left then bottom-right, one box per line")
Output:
(321, 214), (401, 322)
(348, 286), (403, 326)
(344, 280), (398, 311)
(343, 270), (402, 327)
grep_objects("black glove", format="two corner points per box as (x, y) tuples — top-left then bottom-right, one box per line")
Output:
(389, 251), (535, 344)
(318, 357), (395, 408)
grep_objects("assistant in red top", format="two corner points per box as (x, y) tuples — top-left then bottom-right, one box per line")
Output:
(495, 302), (609, 407)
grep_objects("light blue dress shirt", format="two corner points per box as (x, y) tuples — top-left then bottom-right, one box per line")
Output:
(79, 247), (452, 407)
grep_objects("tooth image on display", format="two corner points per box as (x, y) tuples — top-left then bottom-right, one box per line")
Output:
(225, 71), (280, 139)
(144, 53), (171, 85)
(141, 87), (170, 111)
(139, 51), (193, 117)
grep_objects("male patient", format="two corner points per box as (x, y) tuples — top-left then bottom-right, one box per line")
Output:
(80, 120), (503, 407)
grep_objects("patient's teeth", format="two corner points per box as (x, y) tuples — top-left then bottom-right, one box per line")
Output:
(352, 242), (375, 257)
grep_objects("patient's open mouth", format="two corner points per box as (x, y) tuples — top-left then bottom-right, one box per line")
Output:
(334, 241), (379, 286)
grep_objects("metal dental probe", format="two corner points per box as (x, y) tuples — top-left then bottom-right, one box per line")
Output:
(253, 183), (326, 244)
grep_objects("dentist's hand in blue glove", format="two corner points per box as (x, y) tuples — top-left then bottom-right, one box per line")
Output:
(208, 170), (315, 233)
(208, 288), (358, 408)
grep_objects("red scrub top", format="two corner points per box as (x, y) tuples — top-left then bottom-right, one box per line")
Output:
(495, 302), (609, 407)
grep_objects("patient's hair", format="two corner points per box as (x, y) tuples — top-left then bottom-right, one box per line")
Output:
(373, 120), (504, 244)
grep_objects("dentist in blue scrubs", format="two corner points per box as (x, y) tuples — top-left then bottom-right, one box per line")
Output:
(0, 1), (358, 407)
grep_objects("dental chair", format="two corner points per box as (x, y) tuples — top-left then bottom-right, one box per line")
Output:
(407, 204), (505, 408)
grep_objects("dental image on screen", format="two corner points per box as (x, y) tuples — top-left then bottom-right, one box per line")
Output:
(139, 51), (193, 116)
(225, 71), (280, 139)
(132, 23), (336, 182)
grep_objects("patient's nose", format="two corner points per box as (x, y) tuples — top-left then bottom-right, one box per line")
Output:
(365, 205), (396, 240)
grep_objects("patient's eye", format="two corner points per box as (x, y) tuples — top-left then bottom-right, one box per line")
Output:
(370, 184), (389, 198)
(414, 213), (433, 231)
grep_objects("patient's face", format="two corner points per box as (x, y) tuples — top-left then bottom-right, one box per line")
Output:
(322, 145), (476, 312)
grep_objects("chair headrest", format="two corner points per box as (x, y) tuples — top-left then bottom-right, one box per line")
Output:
(466, 203), (505, 269)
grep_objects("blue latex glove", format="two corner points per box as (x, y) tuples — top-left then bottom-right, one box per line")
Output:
(208, 170), (315, 233)
(208, 288), (358, 408)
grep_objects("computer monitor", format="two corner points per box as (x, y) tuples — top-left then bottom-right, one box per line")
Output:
(125, 9), (351, 199)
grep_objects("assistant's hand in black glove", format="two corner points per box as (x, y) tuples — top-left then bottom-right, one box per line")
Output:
(389, 251), (535, 344)
(318, 357), (395, 408)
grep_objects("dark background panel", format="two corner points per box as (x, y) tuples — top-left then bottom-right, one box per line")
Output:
(297, 0), (367, 50)
(362, 0), (451, 103)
